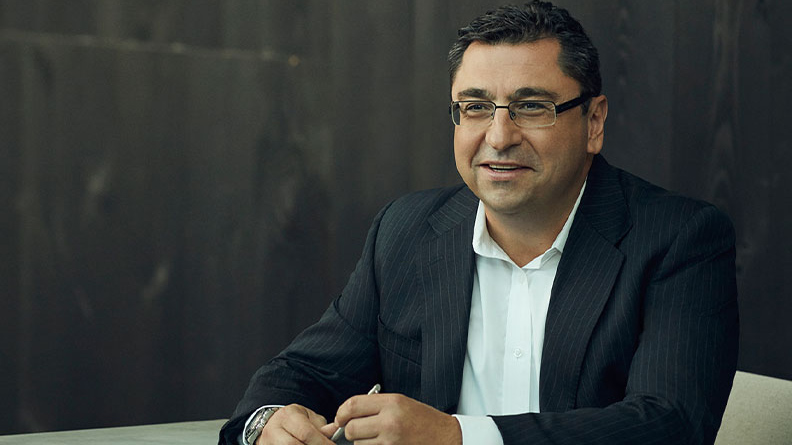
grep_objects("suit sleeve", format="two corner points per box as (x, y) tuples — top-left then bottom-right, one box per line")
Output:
(218, 203), (393, 444)
(492, 205), (739, 445)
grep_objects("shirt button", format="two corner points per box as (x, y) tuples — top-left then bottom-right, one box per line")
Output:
(513, 348), (523, 358)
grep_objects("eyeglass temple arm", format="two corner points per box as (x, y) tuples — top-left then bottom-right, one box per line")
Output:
(555, 95), (591, 114)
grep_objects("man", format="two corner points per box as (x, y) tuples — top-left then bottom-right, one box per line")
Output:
(220, 2), (738, 444)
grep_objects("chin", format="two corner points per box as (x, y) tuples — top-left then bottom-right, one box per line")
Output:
(481, 194), (530, 214)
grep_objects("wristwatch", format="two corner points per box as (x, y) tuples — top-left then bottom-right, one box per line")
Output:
(244, 407), (280, 445)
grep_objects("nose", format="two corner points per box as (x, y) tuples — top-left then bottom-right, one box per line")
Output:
(485, 108), (522, 150)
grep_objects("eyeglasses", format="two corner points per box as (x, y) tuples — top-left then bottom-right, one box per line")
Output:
(449, 95), (590, 129)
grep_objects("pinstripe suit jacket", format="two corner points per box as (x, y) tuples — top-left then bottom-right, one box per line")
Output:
(220, 155), (739, 444)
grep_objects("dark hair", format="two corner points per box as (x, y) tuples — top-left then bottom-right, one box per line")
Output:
(448, 1), (601, 107)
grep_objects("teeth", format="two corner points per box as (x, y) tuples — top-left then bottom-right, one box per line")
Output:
(489, 164), (519, 171)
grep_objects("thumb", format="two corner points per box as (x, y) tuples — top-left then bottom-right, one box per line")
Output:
(319, 422), (339, 438)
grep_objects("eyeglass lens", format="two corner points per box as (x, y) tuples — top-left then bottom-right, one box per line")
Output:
(451, 101), (557, 128)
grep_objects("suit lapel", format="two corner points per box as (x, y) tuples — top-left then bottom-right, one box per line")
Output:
(540, 156), (632, 411)
(418, 187), (477, 413)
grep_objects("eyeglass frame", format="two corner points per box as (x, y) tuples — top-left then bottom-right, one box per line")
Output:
(449, 94), (591, 129)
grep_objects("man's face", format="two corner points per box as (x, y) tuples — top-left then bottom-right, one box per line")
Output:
(451, 39), (605, 220)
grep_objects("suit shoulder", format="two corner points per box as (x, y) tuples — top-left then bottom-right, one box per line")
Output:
(379, 184), (472, 228)
(363, 184), (472, 273)
(615, 167), (728, 221)
(610, 167), (734, 242)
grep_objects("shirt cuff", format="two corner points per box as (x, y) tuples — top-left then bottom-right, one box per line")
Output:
(453, 414), (504, 445)
(240, 405), (284, 445)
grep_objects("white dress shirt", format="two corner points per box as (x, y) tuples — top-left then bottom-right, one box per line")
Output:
(454, 183), (585, 444)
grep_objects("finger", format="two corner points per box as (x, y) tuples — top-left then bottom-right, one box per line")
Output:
(344, 440), (378, 445)
(280, 413), (334, 445)
(318, 422), (338, 438)
(304, 408), (328, 430)
(257, 422), (312, 445)
(342, 416), (382, 442)
(335, 393), (384, 426)
(256, 426), (305, 445)
(261, 405), (332, 445)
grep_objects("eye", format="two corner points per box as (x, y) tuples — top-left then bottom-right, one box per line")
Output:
(513, 101), (551, 115)
(462, 102), (493, 116)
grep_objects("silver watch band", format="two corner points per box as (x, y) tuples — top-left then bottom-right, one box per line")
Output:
(244, 407), (280, 445)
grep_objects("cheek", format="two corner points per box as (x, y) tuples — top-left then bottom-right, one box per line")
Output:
(453, 128), (480, 163)
(538, 129), (587, 160)
(452, 135), (466, 167)
(453, 145), (469, 174)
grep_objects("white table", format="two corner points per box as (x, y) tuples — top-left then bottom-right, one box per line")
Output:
(0, 419), (226, 444)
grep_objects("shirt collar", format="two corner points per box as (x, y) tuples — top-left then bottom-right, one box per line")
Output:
(472, 181), (587, 265)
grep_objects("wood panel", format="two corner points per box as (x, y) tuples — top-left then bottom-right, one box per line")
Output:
(0, 38), (22, 434)
(1, 0), (790, 434)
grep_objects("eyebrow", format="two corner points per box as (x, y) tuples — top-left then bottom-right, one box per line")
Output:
(508, 87), (559, 101)
(456, 88), (494, 101)
(455, 87), (560, 102)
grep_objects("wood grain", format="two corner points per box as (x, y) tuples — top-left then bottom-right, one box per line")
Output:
(0, 0), (790, 434)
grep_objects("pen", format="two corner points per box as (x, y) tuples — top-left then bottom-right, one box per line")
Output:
(331, 383), (381, 443)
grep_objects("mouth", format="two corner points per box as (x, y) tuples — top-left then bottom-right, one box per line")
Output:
(482, 163), (529, 172)
(487, 164), (522, 172)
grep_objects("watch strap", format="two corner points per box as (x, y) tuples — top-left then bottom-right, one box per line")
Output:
(244, 406), (280, 445)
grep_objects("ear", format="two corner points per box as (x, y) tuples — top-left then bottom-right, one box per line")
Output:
(586, 95), (608, 155)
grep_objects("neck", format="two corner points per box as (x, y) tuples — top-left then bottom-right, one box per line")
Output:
(485, 180), (584, 267)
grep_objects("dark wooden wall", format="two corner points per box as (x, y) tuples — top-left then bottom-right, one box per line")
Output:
(1, 0), (790, 434)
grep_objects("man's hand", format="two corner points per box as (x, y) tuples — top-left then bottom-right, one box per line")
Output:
(256, 404), (335, 445)
(332, 393), (462, 445)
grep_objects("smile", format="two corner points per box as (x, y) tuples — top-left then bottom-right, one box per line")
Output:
(488, 164), (521, 172)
